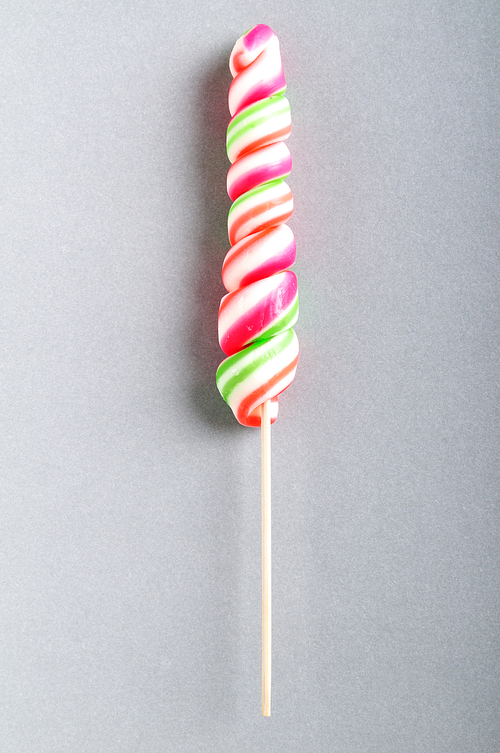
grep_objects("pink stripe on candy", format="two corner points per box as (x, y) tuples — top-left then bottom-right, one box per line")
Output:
(230, 72), (286, 117)
(227, 154), (292, 201)
(219, 272), (297, 356)
(238, 239), (296, 288)
(243, 24), (274, 52)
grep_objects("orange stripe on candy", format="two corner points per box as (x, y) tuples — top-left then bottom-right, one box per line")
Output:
(236, 354), (298, 425)
(223, 228), (274, 278)
(223, 232), (260, 268)
(237, 125), (291, 160)
(229, 191), (293, 246)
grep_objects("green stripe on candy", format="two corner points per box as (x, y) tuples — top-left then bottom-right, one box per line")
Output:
(227, 92), (287, 140)
(226, 94), (290, 156)
(258, 293), (298, 342)
(216, 328), (295, 403)
(227, 178), (284, 223)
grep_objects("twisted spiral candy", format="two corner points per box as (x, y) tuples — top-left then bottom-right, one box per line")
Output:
(216, 25), (299, 427)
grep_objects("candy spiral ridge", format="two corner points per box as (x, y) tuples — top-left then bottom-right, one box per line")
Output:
(216, 25), (299, 427)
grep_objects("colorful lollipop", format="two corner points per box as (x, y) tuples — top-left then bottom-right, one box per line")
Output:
(216, 25), (298, 716)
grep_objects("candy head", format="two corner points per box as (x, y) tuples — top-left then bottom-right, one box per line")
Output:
(217, 27), (298, 427)
(228, 25), (287, 117)
(229, 25), (276, 77)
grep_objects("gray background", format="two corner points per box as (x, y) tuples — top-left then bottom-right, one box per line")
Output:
(1, 1), (499, 751)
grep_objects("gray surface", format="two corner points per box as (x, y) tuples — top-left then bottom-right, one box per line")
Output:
(1, 1), (499, 751)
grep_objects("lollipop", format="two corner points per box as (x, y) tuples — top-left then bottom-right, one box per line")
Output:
(217, 24), (299, 428)
(216, 25), (298, 716)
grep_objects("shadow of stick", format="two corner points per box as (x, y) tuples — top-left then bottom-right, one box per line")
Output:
(184, 53), (246, 722)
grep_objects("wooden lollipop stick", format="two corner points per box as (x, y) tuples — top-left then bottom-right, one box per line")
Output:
(261, 399), (272, 716)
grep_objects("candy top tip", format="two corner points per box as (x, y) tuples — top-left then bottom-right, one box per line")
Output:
(229, 24), (278, 77)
